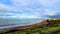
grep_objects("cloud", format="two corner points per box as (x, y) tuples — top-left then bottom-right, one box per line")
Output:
(39, 0), (60, 7)
(43, 9), (60, 19)
(0, 3), (23, 13)
(45, 11), (57, 16)
(0, 0), (60, 9)
(10, 0), (37, 8)
(0, 0), (60, 19)
(0, 13), (40, 19)
(0, 3), (16, 12)
(0, 4), (41, 18)
(9, 0), (60, 8)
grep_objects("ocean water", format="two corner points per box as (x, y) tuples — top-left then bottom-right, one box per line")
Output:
(0, 18), (42, 27)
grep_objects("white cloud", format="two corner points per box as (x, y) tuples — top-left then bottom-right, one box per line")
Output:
(38, 0), (60, 7)
(18, 15), (39, 18)
(0, 0), (60, 19)
(0, 3), (43, 19)
(45, 11), (57, 16)
(0, 0), (60, 10)
(0, 3), (24, 14)
(10, 0), (35, 8)
(14, 13), (40, 18)
(0, 3), (16, 12)
(0, 13), (40, 19)
(0, 0), (60, 13)
(44, 9), (59, 16)
(10, 0), (60, 8)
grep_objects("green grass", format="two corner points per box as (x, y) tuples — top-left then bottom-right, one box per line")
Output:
(5, 20), (60, 34)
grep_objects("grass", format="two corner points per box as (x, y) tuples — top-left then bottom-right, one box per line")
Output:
(5, 20), (60, 34)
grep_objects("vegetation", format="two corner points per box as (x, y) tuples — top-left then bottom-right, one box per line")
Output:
(4, 19), (60, 34)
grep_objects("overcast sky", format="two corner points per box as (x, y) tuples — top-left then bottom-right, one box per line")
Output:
(0, 0), (60, 19)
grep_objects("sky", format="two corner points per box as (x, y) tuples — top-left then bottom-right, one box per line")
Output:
(0, 0), (60, 19)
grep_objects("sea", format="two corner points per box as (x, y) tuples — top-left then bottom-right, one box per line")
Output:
(0, 18), (42, 27)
